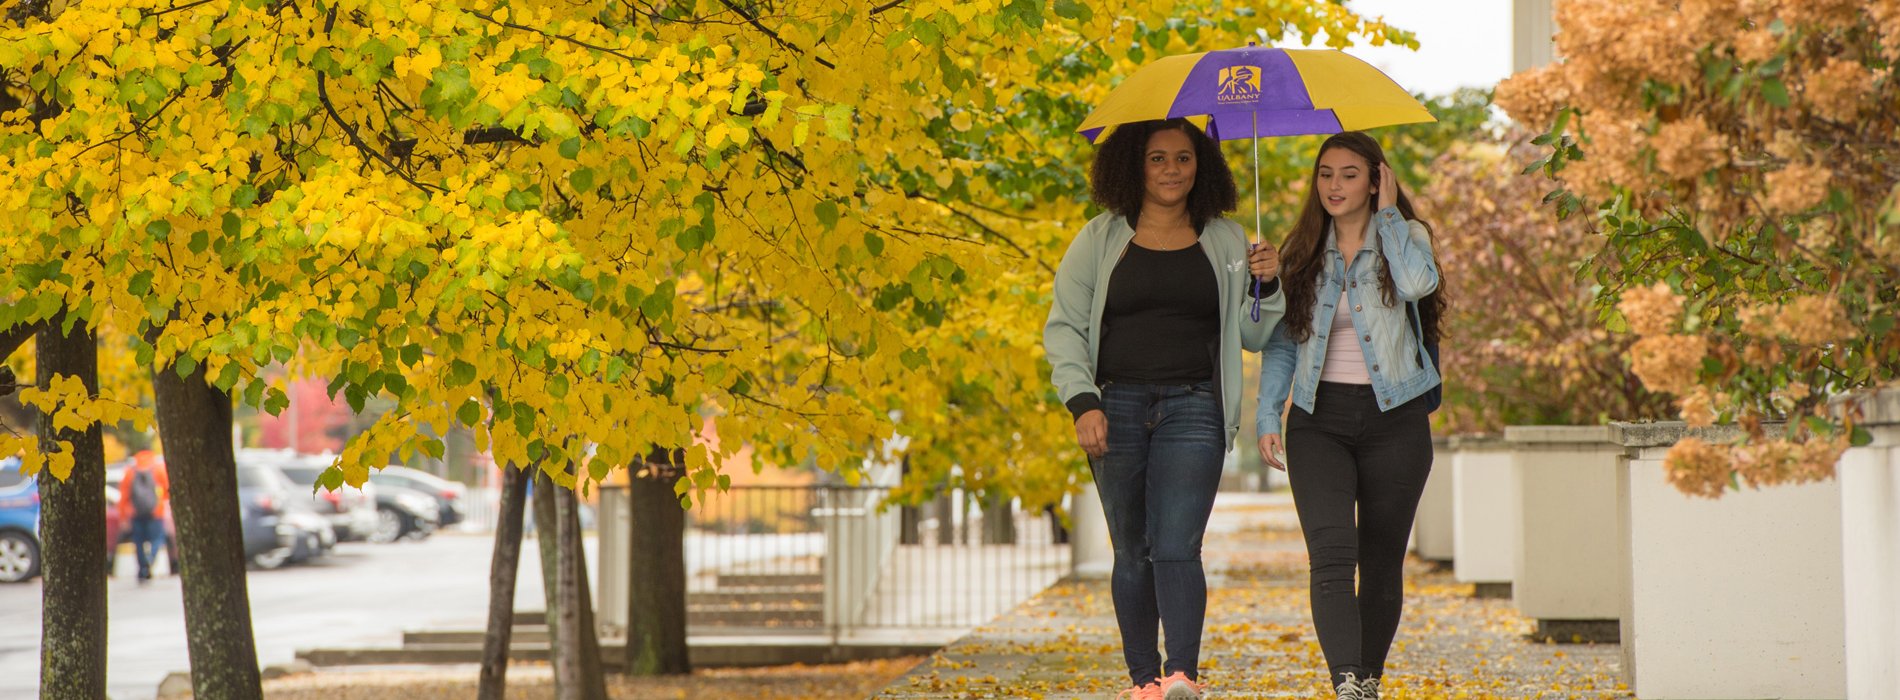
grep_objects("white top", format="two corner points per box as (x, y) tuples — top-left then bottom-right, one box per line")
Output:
(1319, 290), (1372, 384)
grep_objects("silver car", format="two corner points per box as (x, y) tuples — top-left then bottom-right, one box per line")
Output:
(273, 458), (380, 543)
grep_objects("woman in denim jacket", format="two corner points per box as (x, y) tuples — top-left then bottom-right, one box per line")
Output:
(1254, 132), (1445, 700)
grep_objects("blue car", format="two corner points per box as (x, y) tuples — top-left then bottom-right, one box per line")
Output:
(0, 457), (40, 583)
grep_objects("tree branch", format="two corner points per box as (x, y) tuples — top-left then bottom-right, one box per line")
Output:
(318, 10), (441, 194)
(141, 0), (217, 18)
(466, 8), (646, 63)
(0, 320), (41, 362)
(713, 0), (836, 69)
(905, 191), (1053, 273)
(73, 91), (185, 159)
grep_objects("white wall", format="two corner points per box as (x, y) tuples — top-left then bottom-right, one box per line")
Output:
(1412, 439), (1456, 562)
(1512, 0), (1556, 72)
(1614, 422), (1846, 700)
(1508, 427), (1625, 622)
(1452, 439), (1517, 585)
(1840, 389), (1900, 699)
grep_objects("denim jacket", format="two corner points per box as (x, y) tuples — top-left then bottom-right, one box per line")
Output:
(1255, 206), (1440, 436)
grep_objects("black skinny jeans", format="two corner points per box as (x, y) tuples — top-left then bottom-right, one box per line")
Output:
(1286, 381), (1433, 686)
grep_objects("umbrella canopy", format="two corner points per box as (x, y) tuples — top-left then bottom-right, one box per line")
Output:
(1077, 46), (1435, 142)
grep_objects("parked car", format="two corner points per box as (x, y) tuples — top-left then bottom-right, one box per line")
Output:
(274, 457), (379, 543)
(366, 466), (467, 529)
(0, 457), (40, 584)
(369, 484), (440, 544)
(234, 460), (334, 569)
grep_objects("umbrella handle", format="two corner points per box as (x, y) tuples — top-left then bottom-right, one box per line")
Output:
(1251, 278), (1262, 322)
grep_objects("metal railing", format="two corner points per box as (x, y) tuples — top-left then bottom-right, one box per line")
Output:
(665, 485), (1071, 636)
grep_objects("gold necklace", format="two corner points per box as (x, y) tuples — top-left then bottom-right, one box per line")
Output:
(1137, 226), (1194, 251)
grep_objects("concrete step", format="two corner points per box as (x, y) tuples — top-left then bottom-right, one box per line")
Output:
(688, 607), (824, 627)
(512, 610), (546, 625)
(299, 644), (565, 668)
(404, 625), (549, 646)
(299, 637), (943, 669)
(715, 572), (822, 588)
(689, 589), (824, 606)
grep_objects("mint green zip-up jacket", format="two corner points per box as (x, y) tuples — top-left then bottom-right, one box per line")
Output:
(1043, 212), (1286, 449)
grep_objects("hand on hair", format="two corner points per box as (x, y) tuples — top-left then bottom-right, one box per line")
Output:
(1378, 161), (1399, 211)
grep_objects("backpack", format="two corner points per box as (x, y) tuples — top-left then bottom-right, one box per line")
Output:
(130, 468), (160, 518)
(1407, 300), (1443, 413)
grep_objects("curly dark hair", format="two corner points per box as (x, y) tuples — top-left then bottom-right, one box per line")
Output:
(1279, 131), (1446, 346)
(1089, 119), (1238, 229)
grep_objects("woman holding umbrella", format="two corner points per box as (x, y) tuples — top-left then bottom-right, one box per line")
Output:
(1256, 131), (1444, 700)
(1044, 117), (1284, 700)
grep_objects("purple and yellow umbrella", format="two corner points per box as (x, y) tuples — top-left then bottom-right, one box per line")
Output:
(1078, 44), (1435, 316)
(1078, 45), (1435, 144)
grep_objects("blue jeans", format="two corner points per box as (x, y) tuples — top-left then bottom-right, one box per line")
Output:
(1090, 381), (1226, 685)
(129, 515), (165, 580)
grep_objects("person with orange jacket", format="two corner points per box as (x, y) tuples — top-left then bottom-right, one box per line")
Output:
(117, 451), (171, 582)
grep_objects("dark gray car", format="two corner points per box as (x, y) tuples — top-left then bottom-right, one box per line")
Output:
(277, 460), (379, 543)
(367, 466), (467, 529)
(235, 462), (333, 568)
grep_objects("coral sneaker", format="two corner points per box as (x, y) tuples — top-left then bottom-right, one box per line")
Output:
(1118, 679), (1164, 700)
(1160, 671), (1204, 700)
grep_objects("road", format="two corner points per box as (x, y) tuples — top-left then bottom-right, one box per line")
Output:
(0, 532), (589, 700)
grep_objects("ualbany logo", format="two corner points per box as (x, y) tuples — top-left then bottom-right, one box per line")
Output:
(1216, 66), (1261, 104)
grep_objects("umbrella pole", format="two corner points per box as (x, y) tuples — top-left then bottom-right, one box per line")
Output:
(1250, 111), (1262, 321)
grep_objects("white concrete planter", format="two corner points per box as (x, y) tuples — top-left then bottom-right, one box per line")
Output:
(1612, 422), (1845, 699)
(1451, 436), (1516, 596)
(1506, 425), (1625, 642)
(1836, 388), (1900, 699)
(1070, 482), (1113, 580)
(1411, 437), (1455, 563)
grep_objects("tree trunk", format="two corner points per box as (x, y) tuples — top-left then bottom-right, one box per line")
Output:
(477, 463), (530, 700)
(982, 494), (1016, 545)
(531, 468), (564, 696)
(898, 457), (921, 545)
(934, 494), (957, 545)
(898, 499), (922, 545)
(153, 362), (262, 699)
(553, 471), (608, 699)
(628, 449), (688, 675)
(36, 315), (107, 700)
(568, 474), (608, 697)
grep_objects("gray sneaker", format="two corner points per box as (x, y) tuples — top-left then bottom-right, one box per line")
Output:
(1361, 676), (1381, 700)
(1334, 673), (1367, 700)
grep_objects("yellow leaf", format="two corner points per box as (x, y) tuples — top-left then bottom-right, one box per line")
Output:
(48, 449), (75, 481)
(52, 409), (89, 434)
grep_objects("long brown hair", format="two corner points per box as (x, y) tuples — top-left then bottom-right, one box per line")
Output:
(1279, 132), (1446, 345)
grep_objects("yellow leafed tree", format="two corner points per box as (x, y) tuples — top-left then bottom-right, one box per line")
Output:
(2, 0), (1413, 692)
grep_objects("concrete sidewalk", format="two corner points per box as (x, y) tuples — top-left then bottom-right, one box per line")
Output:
(873, 492), (1629, 699)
